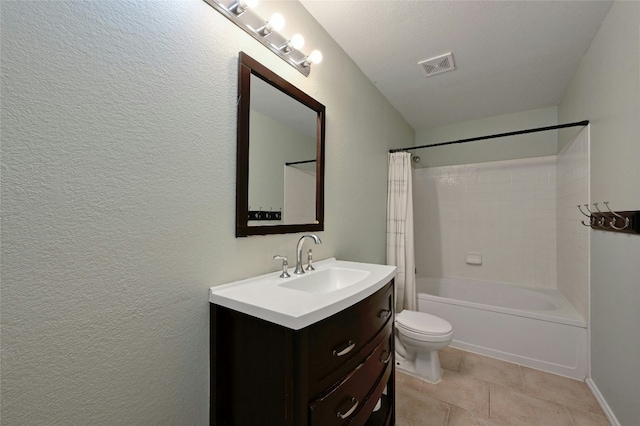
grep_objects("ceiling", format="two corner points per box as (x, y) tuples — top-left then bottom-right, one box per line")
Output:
(299, 0), (613, 131)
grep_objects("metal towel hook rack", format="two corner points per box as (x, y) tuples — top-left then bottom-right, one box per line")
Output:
(576, 202), (639, 234)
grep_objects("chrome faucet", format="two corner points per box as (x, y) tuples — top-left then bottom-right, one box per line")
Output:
(294, 234), (322, 274)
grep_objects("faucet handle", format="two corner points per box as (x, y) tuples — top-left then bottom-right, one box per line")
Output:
(273, 255), (291, 278)
(305, 249), (315, 271)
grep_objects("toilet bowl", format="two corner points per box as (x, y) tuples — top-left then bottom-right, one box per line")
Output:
(395, 310), (454, 384)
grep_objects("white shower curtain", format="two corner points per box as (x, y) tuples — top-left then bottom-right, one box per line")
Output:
(386, 152), (416, 313)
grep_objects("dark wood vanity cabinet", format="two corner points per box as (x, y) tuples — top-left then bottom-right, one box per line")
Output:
(210, 280), (395, 426)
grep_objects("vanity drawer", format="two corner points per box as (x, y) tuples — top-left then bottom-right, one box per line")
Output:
(310, 320), (392, 397)
(309, 328), (393, 426)
(307, 282), (393, 384)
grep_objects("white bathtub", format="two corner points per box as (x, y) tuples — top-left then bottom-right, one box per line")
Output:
(416, 277), (588, 379)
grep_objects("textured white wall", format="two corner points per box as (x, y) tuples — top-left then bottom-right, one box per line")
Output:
(558, 2), (640, 425)
(0, 1), (413, 424)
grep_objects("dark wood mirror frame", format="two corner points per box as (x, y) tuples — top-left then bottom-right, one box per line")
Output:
(236, 52), (326, 237)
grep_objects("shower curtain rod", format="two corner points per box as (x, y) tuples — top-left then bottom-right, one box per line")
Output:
(389, 120), (589, 153)
(285, 159), (316, 166)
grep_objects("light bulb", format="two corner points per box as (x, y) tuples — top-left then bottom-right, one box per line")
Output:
(308, 50), (323, 64)
(268, 13), (285, 32)
(290, 34), (305, 50)
(301, 50), (322, 67)
(259, 12), (285, 35)
(281, 34), (305, 52)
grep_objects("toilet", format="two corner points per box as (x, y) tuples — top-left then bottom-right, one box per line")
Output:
(395, 310), (454, 384)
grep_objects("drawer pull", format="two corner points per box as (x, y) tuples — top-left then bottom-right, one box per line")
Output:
(378, 309), (392, 320)
(332, 341), (355, 357)
(336, 397), (359, 419)
(380, 350), (392, 364)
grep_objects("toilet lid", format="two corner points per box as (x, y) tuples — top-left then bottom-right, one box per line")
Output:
(396, 310), (453, 336)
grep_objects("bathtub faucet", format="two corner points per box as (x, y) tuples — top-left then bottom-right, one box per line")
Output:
(294, 234), (322, 274)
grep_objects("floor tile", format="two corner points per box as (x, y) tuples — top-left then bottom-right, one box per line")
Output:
(419, 369), (490, 416)
(448, 406), (506, 426)
(521, 367), (603, 415)
(396, 370), (422, 392)
(395, 385), (451, 426)
(439, 346), (463, 372)
(459, 352), (524, 391)
(565, 406), (611, 426)
(490, 383), (573, 426)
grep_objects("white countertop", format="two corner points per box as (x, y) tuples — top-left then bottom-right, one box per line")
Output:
(209, 258), (397, 330)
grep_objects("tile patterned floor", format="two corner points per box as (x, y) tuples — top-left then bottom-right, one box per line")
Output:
(395, 347), (610, 426)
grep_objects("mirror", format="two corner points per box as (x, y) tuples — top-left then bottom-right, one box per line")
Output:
(236, 52), (325, 237)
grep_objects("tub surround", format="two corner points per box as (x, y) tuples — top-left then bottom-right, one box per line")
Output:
(556, 127), (590, 322)
(413, 156), (558, 289)
(413, 128), (591, 323)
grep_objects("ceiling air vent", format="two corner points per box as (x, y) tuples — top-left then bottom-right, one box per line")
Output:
(419, 53), (455, 77)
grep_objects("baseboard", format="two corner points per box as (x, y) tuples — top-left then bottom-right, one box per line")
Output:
(586, 378), (620, 426)
(449, 341), (586, 380)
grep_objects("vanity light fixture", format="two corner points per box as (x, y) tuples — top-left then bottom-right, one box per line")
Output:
(202, 0), (322, 76)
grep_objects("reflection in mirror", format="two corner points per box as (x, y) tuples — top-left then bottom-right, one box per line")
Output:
(249, 75), (318, 226)
(236, 52), (325, 237)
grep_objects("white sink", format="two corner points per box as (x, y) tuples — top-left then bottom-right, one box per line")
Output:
(209, 258), (396, 330)
(278, 267), (370, 293)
